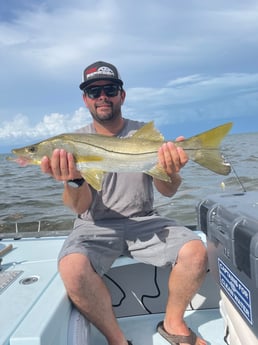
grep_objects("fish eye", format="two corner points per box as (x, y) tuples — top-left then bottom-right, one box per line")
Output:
(27, 146), (37, 153)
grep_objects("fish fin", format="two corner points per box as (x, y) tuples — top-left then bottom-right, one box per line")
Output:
(80, 169), (105, 191)
(131, 122), (164, 142)
(184, 122), (233, 175)
(189, 122), (233, 148)
(194, 149), (231, 175)
(146, 165), (171, 182)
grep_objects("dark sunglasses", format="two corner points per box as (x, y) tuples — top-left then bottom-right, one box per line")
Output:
(84, 84), (121, 99)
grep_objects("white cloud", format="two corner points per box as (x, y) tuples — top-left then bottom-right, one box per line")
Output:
(0, 0), (258, 149)
(0, 108), (92, 142)
(1, 0), (258, 78)
(1, 72), (257, 145)
(125, 73), (258, 126)
(127, 73), (258, 106)
(1, 114), (30, 138)
(0, 1), (120, 73)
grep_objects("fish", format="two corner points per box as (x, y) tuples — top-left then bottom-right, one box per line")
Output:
(9, 122), (233, 191)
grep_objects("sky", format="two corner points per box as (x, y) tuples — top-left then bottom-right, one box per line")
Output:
(0, 0), (258, 153)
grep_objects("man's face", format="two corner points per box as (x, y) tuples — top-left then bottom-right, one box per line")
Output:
(83, 80), (126, 123)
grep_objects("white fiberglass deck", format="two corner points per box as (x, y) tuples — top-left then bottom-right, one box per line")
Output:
(0, 236), (70, 345)
(0, 233), (225, 345)
(89, 310), (225, 345)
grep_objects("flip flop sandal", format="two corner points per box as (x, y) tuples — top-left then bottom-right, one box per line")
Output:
(157, 321), (197, 345)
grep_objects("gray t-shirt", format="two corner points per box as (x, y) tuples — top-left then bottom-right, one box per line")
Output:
(78, 118), (154, 220)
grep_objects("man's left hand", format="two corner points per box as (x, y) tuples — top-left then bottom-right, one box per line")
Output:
(158, 138), (188, 177)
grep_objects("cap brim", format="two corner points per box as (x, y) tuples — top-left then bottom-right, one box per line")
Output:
(79, 77), (123, 90)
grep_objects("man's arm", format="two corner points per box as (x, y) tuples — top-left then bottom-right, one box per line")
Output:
(62, 181), (92, 214)
(154, 172), (182, 197)
(154, 139), (188, 197)
(40, 149), (92, 214)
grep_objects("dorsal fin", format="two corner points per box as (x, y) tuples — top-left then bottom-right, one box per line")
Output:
(131, 122), (164, 142)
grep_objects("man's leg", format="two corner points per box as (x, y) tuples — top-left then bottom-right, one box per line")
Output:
(59, 253), (128, 345)
(164, 240), (208, 345)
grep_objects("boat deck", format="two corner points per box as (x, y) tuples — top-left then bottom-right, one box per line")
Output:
(90, 310), (225, 345)
(0, 233), (225, 345)
(0, 236), (70, 345)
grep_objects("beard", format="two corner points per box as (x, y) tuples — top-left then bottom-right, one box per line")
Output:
(90, 101), (121, 123)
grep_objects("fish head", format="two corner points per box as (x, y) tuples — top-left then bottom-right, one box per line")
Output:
(11, 140), (56, 166)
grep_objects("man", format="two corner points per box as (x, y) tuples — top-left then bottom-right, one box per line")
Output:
(41, 61), (207, 345)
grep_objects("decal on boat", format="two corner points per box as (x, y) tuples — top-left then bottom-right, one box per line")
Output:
(218, 258), (252, 325)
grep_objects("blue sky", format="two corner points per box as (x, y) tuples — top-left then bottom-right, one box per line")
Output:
(0, 0), (258, 152)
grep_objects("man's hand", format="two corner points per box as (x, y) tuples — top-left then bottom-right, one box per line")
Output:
(41, 149), (92, 214)
(158, 137), (188, 177)
(40, 149), (82, 181)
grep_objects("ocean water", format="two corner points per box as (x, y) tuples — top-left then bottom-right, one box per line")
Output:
(1, 132), (258, 233)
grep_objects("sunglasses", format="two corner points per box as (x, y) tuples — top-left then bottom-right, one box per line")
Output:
(84, 84), (121, 99)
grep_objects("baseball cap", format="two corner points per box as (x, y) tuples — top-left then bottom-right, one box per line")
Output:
(79, 61), (123, 90)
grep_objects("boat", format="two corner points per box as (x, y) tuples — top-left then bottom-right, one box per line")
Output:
(1, 191), (258, 345)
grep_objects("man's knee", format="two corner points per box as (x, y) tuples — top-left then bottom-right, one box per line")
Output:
(178, 240), (208, 271)
(59, 253), (94, 294)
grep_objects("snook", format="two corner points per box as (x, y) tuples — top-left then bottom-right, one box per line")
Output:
(10, 122), (232, 191)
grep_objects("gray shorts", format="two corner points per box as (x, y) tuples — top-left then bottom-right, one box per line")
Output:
(58, 214), (200, 276)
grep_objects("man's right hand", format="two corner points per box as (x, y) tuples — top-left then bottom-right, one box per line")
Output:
(40, 149), (82, 182)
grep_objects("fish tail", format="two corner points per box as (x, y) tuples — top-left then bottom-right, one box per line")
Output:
(194, 149), (231, 175)
(186, 122), (233, 175)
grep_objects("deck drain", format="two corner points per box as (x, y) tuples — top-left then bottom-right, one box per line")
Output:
(19, 276), (39, 285)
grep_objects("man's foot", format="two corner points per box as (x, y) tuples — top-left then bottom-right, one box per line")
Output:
(157, 321), (206, 345)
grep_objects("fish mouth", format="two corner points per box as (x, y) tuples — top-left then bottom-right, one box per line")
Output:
(9, 155), (32, 166)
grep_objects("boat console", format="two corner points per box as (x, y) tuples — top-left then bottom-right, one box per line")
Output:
(198, 191), (258, 345)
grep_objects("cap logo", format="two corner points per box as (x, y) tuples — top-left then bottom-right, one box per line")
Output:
(80, 61), (122, 90)
(86, 66), (115, 79)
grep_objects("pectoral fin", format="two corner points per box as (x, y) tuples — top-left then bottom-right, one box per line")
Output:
(146, 165), (171, 183)
(80, 169), (105, 191)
